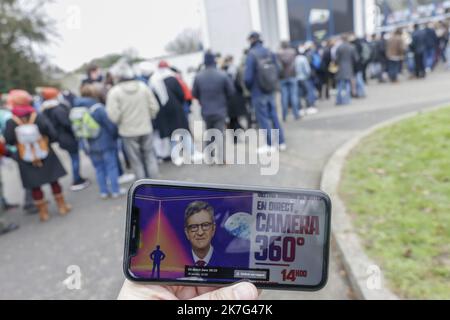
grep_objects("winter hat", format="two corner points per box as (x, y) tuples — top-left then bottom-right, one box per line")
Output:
(39, 87), (60, 101)
(248, 31), (261, 41)
(298, 45), (307, 55)
(110, 60), (135, 80)
(204, 51), (216, 67)
(137, 61), (156, 76)
(7, 90), (32, 107)
(158, 60), (169, 68)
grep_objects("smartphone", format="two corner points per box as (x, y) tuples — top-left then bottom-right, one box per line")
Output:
(123, 180), (331, 291)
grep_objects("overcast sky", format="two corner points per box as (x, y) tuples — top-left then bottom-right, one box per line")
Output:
(44, 0), (203, 71)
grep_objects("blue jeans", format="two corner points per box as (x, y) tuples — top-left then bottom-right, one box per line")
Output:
(424, 48), (436, 69)
(253, 94), (286, 146)
(406, 54), (415, 74)
(355, 72), (366, 97)
(183, 101), (191, 118)
(116, 149), (124, 177)
(298, 79), (316, 108)
(69, 152), (82, 183)
(280, 78), (300, 120)
(446, 46), (450, 67)
(90, 149), (120, 195)
(387, 60), (401, 82)
(336, 79), (352, 106)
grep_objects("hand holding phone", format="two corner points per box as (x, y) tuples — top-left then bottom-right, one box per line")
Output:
(118, 279), (260, 300)
(123, 180), (331, 291)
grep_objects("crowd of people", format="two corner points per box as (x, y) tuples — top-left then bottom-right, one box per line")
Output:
(275, 21), (449, 114)
(1, 21), (449, 235)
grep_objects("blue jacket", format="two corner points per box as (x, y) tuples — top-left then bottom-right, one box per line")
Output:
(424, 27), (438, 50)
(244, 41), (278, 97)
(412, 29), (427, 54)
(74, 97), (118, 153)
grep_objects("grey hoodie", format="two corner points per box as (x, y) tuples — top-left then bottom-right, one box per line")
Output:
(106, 80), (159, 138)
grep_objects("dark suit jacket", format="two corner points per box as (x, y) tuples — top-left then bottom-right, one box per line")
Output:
(190, 249), (231, 268)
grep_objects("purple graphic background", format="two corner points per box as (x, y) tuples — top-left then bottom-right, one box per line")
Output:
(130, 185), (253, 279)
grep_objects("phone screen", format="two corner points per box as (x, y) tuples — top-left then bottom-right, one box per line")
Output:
(124, 181), (331, 291)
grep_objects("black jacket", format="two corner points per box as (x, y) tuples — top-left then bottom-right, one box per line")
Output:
(41, 100), (79, 154)
(4, 113), (67, 189)
(226, 72), (247, 119)
(153, 76), (190, 139)
(411, 29), (427, 54)
(352, 39), (365, 73)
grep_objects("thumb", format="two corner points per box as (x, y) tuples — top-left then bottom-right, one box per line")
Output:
(192, 282), (259, 300)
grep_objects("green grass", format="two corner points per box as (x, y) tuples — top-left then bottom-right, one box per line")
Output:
(340, 107), (450, 300)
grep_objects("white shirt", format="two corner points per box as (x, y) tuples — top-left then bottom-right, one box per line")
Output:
(192, 246), (214, 266)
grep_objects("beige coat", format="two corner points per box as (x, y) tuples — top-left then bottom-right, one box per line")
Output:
(106, 80), (159, 138)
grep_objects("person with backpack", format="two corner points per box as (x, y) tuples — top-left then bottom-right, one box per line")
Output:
(2, 94), (38, 215)
(75, 84), (123, 199)
(277, 41), (300, 122)
(106, 63), (160, 180)
(245, 32), (286, 154)
(3, 90), (71, 222)
(39, 87), (90, 192)
(296, 45), (318, 115)
(98, 73), (135, 186)
(304, 42), (320, 107)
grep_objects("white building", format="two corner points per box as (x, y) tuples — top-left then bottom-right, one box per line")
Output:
(200, 0), (450, 59)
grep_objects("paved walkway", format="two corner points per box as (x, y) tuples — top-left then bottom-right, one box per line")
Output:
(1, 70), (450, 299)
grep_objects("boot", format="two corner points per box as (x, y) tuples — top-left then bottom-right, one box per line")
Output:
(35, 200), (50, 222)
(54, 193), (72, 216)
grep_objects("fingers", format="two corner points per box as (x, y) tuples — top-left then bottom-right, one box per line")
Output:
(192, 282), (259, 300)
(118, 280), (261, 301)
(196, 286), (219, 296)
(173, 286), (210, 300)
